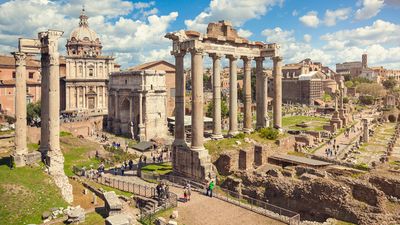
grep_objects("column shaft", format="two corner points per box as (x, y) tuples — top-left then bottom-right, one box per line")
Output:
(40, 54), (50, 155)
(191, 49), (204, 150)
(242, 57), (253, 133)
(173, 52), (186, 146)
(228, 55), (238, 136)
(255, 57), (265, 129)
(13, 52), (28, 161)
(273, 56), (283, 129)
(211, 54), (223, 139)
(48, 52), (61, 153)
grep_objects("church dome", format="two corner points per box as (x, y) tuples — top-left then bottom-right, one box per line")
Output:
(69, 8), (98, 42)
(70, 26), (98, 42)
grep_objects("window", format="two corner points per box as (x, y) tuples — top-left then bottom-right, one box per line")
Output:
(12, 72), (16, 79)
(89, 69), (93, 77)
(29, 72), (34, 79)
(125, 80), (127, 84)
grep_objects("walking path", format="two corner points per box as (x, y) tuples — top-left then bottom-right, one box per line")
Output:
(98, 173), (285, 225)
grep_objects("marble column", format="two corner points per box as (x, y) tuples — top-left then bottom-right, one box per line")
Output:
(255, 57), (265, 129)
(173, 51), (186, 146)
(12, 52), (28, 167)
(242, 56), (253, 133)
(272, 56), (283, 129)
(113, 91), (119, 133)
(210, 53), (223, 139)
(227, 55), (238, 136)
(138, 93), (145, 141)
(39, 54), (50, 156)
(191, 48), (204, 150)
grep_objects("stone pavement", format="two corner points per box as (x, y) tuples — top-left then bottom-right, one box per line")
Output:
(100, 173), (284, 225)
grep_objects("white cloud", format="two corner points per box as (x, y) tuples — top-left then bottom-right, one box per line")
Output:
(323, 8), (351, 26)
(237, 29), (253, 38)
(0, 0), (178, 68)
(299, 11), (320, 28)
(355, 0), (384, 20)
(303, 34), (312, 43)
(185, 0), (283, 32)
(321, 19), (400, 47)
(292, 10), (298, 16)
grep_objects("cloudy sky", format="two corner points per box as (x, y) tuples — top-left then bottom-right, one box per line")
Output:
(0, 0), (399, 69)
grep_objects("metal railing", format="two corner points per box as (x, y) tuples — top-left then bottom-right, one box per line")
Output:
(94, 176), (156, 198)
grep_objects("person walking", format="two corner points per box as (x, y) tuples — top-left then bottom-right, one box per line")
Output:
(186, 183), (191, 201)
(206, 180), (214, 197)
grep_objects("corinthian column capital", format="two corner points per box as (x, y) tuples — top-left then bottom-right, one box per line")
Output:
(12, 52), (27, 66)
(209, 53), (222, 61)
(226, 54), (239, 61)
(272, 56), (283, 62)
(189, 48), (204, 55)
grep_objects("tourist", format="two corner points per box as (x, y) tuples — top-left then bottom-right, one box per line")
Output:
(128, 160), (133, 170)
(144, 156), (147, 164)
(206, 180), (214, 197)
(120, 164), (125, 176)
(184, 187), (188, 201)
(153, 156), (156, 163)
(186, 183), (191, 201)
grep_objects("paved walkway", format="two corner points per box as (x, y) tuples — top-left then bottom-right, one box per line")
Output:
(99, 173), (285, 225)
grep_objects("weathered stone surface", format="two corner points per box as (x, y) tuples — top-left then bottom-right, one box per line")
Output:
(266, 169), (281, 177)
(170, 210), (178, 219)
(155, 217), (167, 225)
(168, 220), (178, 225)
(369, 175), (400, 199)
(105, 214), (133, 225)
(42, 211), (51, 220)
(214, 151), (237, 176)
(295, 166), (326, 178)
(238, 148), (253, 170)
(66, 206), (85, 224)
(104, 191), (123, 216)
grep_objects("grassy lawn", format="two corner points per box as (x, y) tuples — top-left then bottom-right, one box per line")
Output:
(205, 131), (278, 159)
(0, 129), (13, 136)
(27, 142), (39, 152)
(61, 135), (101, 177)
(0, 158), (67, 225)
(282, 115), (329, 131)
(141, 162), (172, 175)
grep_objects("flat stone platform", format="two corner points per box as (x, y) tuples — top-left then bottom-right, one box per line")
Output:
(269, 154), (332, 168)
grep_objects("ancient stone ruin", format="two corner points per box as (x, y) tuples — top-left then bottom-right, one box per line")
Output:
(12, 30), (73, 203)
(165, 20), (283, 182)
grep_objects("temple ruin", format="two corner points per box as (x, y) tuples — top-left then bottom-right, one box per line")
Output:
(165, 21), (283, 182)
(12, 30), (73, 203)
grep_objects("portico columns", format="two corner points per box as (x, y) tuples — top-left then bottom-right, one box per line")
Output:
(242, 56), (253, 133)
(190, 49), (205, 150)
(173, 51), (186, 146)
(272, 56), (283, 129)
(12, 52), (28, 166)
(227, 55), (239, 136)
(255, 57), (265, 129)
(210, 53), (223, 139)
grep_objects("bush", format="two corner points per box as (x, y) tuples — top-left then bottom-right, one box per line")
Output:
(234, 133), (245, 139)
(60, 131), (72, 137)
(343, 97), (349, 104)
(359, 95), (374, 105)
(5, 115), (15, 124)
(355, 163), (370, 171)
(258, 127), (279, 140)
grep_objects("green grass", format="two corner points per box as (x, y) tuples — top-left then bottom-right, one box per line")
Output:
(85, 179), (132, 198)
(355, 163), (370, 171)
(0, 158), (67, 225)
(141, 163), (172, 175)
(61, 136), (101, 177)
(282, 115), (329, 131)
(27, 142), (39, 152)
(0, 129), (13, 135)
(60, 131), (72, 137)
(139, 206), (176, 225)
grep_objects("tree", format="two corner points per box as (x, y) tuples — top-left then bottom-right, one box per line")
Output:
(27, 101), (41, 125)
(357, 83), (386, 98)
(382, 78), (397, 90)
(322, 92), (332, 102)
(206, 99), (229, 119)
(344, 81), (354, 88)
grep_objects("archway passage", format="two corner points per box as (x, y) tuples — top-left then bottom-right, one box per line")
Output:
(119, 98), (130, 134)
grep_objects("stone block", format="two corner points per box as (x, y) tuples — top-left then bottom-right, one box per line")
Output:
(168, 220), (178, 225)
(104, 191), (123, 216)
(155, 217), (167, 225)
(253, 145), (264, 166)
(238, 148), (253, 170)
(25, 151), (41, 165)
(105, 214), (133, 225)
(66, 206), (85, 224)
(12, 154), (25, 167)
(170, 210), (178, 219)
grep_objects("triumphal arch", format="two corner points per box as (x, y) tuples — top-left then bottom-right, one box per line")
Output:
(165, 21), (283, 182)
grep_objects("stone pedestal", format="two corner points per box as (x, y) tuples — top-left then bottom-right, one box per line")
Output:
(330, 111), (343, 131)
(363, 119), (369, 143)
(172, 145), (214, 182)
(339, 109), (347, 126)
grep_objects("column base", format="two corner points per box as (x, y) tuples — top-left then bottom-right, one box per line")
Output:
(12, 153), (26, 167)
(227, 130), (239, 137)
(173, 139), (187, 147)
(191, 145), (206, 152)
(211, 134), (224, 140)
(242, 128), (253, 134)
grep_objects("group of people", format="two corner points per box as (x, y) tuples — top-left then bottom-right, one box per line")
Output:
(183, 183), (191, 201)
(112, 159), (135, 176)
(156, 182), (170, 200)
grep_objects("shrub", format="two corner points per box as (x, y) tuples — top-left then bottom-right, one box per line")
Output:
(60, 131), (72, 137)
(234, 133), (245, 139)
(355, 163), (370, 171)
(5, 115), (15, 124)
(259, 127), (279, 140)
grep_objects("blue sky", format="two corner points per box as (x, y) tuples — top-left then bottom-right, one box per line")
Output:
(0, 0), (399, 69)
